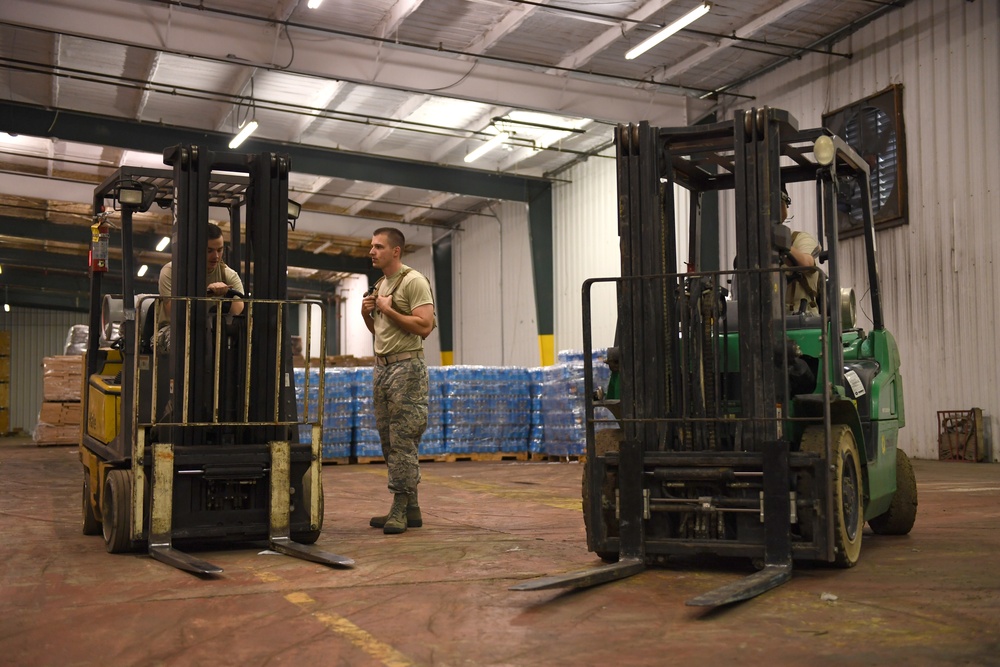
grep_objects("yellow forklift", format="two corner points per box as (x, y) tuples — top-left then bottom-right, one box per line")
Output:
(80, 145), (353, 574)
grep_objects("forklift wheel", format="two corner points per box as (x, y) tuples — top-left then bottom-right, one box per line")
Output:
(868, 447), (917, 536)
(801, 425), (864, 568)
(583, 428), (623, 563)
(82, 469), (101, 536)
(102, 469), (134, 554)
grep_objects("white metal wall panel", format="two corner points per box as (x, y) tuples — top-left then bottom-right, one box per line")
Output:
(715, 0), (999, 459)
(451, 201), (537, 367)
(552, 148), (691, 354)
(553, 151), (620, 355)
(1, 308), (86, 434)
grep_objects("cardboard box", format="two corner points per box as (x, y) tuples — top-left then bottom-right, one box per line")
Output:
(42, 355), (84, 402)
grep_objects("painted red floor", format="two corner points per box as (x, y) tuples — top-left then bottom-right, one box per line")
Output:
(2, 435), (999, 666)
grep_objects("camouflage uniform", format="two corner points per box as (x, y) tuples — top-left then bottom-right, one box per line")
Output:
(374, 357), (428, 494)
(371, 264), (434, 497)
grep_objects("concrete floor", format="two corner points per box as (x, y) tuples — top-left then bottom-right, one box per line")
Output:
(2, 435), (999, 667)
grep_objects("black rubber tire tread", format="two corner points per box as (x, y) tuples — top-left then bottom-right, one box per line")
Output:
(102, 469), (133, 554)
(82, 469), (101, 536)
(868, 447), (918, 536)
(800, 424), (864, 568)
(583, 428), (622, 563)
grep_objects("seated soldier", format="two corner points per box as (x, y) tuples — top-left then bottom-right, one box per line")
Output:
(778, 186), (821, 315)
(156, 223), (244, 352)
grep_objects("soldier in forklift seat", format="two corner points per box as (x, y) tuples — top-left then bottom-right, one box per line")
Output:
(778, 185), (822, 316)
(155, 223), (244, 352)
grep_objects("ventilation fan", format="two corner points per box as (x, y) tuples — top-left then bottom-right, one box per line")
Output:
(823, 84), (907, 238)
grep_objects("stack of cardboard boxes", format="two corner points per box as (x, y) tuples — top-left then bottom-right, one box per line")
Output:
(33, 355), (84, 446)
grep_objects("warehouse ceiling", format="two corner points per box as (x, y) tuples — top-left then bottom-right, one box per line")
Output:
(0, 0), (905, 310)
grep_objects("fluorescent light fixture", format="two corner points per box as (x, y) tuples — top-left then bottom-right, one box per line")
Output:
(464, 132), (508, 163)
(137, 264), (148, 277)
(307, 0), (323, 7)
(228, 120), (259, 149)
(625, 2), (711, 60)
(155, 236), (170, 252)
(313, 241), (332, 254)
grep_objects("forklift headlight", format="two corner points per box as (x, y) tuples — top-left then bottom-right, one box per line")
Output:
(814, 135), (835, 166)
(287, 199), (302, 220)
(119, 188), (144, 206)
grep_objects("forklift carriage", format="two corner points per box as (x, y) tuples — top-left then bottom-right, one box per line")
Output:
(79, 145), (353, 574)
(512, 108), (915, 605)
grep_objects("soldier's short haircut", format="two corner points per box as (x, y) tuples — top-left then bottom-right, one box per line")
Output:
(207, 222), (224, 241)
(374, 227), (406, 253)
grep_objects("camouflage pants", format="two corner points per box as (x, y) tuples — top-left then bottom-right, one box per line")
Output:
(373, 357), (428, 495)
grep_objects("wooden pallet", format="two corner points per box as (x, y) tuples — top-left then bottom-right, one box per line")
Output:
(529, 453), (586, 463)
(355, 451), (530, 465)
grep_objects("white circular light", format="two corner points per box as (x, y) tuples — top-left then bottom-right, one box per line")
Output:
(814, 135), (835, 166)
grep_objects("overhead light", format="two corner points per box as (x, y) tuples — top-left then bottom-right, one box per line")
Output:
(229, 120), (259, 149)
(313, 241), (332, 254)
(307, 0), (323, 7)
(3, 304), (9, 313)
(0, 264), (3, 275)
(625, 2), (711, 60)
(137, 264), (149, 277)
(155, 236), (170, 252)
(464, 132), (509, 163)
(288, 199), (302, 221)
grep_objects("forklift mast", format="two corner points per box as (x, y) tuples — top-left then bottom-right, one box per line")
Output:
(80, 146), (352, 575)
(513, 107), (907, 606)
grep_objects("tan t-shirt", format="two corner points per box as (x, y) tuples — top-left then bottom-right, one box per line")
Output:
(157, 261), (243, 327)
(785, 231), (821, 315)
(372, 265), (435, 356)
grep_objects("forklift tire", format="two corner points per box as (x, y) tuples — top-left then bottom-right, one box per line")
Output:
(82, 469), (101, 536)
(102, 469), (134, 554)
(801, 425), (864, 568)
(583, 428), (622, 563)
(868, 447), (917, 536)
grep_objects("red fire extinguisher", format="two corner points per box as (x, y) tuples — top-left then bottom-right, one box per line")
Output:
(90, 215), (110, 272)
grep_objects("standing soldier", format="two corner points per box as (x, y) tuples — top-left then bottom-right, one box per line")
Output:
(361, 227), (436, 534)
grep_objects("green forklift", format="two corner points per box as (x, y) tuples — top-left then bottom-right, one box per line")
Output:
(79, 145), (352, 574)
(513, 107), (916, 605)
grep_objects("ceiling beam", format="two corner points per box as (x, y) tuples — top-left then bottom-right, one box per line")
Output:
(0, 215), (378, 275)
(0, 0), (697, 126)
(0, 101), (547, 202)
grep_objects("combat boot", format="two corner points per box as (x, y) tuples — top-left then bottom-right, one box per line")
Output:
(369, 491), (422, 529)
(382, 493), (410, 534)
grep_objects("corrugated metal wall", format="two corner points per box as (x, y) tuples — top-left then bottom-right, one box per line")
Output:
(714, 0), (999, 459)
(552, 149), (691, 353)
(451, 200), (538, 366)
(0, 307), (87, 434)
